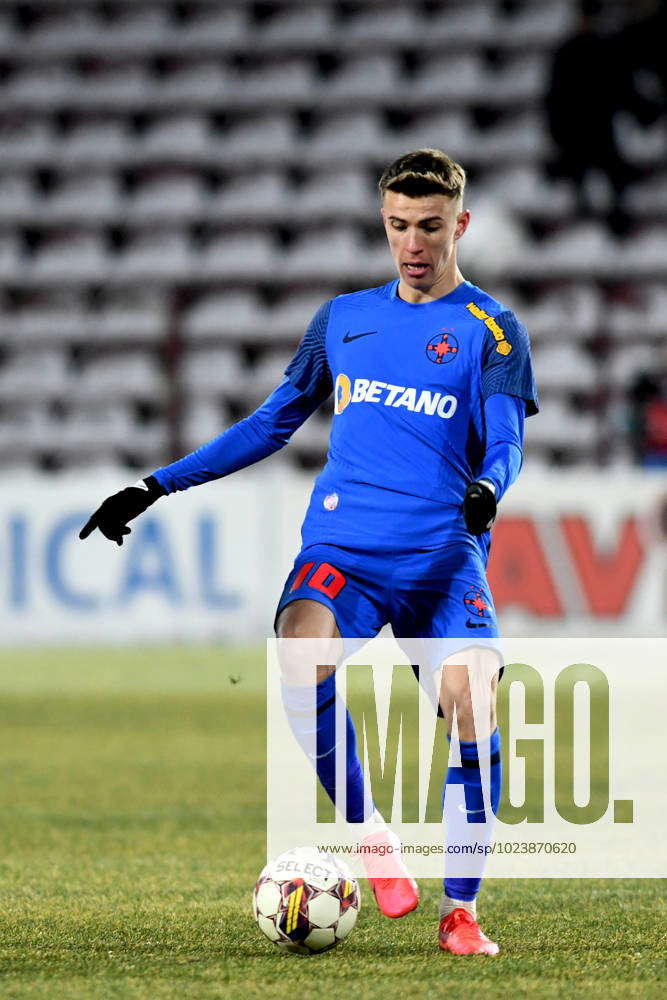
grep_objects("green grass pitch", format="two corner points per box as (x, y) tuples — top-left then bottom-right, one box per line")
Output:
(0, 646), (664, 999)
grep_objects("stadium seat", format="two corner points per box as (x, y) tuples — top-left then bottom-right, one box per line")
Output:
(255, 7), (334, 46)
(489, 54), (548, 103)
(221, 115), (294, 161)
(177, 7), (247, 49)
(475, 112), (549, 162)
(524, 398), (597, 452)
(269, 290), (339, 341)
(498, 1), (574, 46)
(4, 299), (88, 346)
(307, 113), (390, 161)
(182, 400), (230, 452)
(234, 58), (315, 105)
(7, 64), (74, 108)
(200, 231), (276, 280)
(532, 343), (598, 392)
(2, 119), (55, 165)
(412, 54), (485, 102)
(294, 170), (370, 218)
(428, 3), (498, 44)
(93, 292), (167, 344)
(281, 226), (371, 280)
(516, 285), (602, 341)
(183, 291), (267, 342)
(182, 348), (247, 399)
(624, 172), (667, 215)
(44, 172), (119, 223)
(27, 9), (100, 56)
(0, 173), (34, 219)
(518, 222), (620, 278)
(608, 344), (656, 391)
(31, 232), (108, 283)
(324, 56), (401, 102)
(0, 349), (69, 401)
(129, 173), (204, 221)
(210, 171), (289, 222)
(115, 230), (193, 280)
(141, 115), (211, 156)
(75, 63), (150, 111)
(245, 350), (296, 405)
(74, 354), (166, 403)
(154, 61), (231, 107)
(395, 111), (472, 160)
(59, 118), (131, 165)
(608, 284), (667, 340)
(481, 165), (573, 218)
(343, 6), (421, 45)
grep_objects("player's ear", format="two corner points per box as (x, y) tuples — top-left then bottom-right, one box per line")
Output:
(454, 209), (471, 241)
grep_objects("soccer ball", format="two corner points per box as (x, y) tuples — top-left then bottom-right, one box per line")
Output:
(252, 846), (360, 955)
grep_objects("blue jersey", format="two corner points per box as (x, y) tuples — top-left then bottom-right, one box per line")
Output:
(285, 278), (538, 555)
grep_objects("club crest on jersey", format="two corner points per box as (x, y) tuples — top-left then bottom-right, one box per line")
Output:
(463, 586), (491, 618)
(334, 373), (458, 419)
(426, 330), (459, 365)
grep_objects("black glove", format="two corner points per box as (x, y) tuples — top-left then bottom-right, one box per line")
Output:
(79, 475), (165, 546)
(463, 480), (497, 535)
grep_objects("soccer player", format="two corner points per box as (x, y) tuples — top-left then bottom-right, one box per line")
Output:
(80, 149), (538, 956)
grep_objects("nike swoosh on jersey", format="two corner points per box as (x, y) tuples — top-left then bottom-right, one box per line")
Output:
(342, 330), (379, 343)
(465, 619), (489, 629)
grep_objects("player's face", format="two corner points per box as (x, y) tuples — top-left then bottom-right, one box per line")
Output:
(381, 191), (470, 295)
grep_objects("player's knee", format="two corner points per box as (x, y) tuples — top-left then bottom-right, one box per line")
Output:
(275, 599), (339, 640)
(275, 601), (341, 685)
(439, 646), (500, 739)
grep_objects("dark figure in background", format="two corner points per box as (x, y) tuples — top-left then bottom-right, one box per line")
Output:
(628, 353), (667, 468)
(545, 0), (641, 235)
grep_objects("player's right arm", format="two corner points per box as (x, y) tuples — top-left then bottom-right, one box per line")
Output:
(80, 302), (333, 546)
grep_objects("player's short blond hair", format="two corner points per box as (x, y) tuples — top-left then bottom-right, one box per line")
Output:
(379, 148), (466, 202)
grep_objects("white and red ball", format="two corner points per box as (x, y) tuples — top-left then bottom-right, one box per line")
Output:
(252, 846), (360, 955)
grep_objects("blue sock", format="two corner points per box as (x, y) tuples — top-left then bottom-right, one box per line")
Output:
(443, 727), (502, 902)
(281, 674), (372, 822)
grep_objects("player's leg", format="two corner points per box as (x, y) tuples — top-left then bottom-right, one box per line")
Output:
(391, 554), (501, 951)
(437, 647), (501, 955)
(275, 548), (418, 918)
(276, 596), (373, 825)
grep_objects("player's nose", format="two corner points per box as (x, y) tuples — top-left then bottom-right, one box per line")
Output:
(404, 230), (424, 254)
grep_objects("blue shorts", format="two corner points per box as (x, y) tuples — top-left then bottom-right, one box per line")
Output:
(275, 542), (500, 670)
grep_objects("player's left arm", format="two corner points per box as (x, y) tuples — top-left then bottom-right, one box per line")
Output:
(464, 310), (539, 535)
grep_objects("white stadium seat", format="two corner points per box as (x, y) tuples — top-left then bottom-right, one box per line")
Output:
(532, 343), (598, 392)
(255, 7), (334, 46)
(44, 172), (119, 222)
(59, 119), (130, 165)
(412, 54), (486, 102)
(200, 231), (276, 280)
(115, 230), (193, 280)
(211, 171), (289, 222)
(324, 56), (401, 102)
(74, 354), (166, 403)
(0, 350), (69, 400)
(182, 348), (247, 398)
(31, 233), (108, 282)
(234, 59), (315, 104)
(183, 291), (267, 342)
(182, 401), (230, 452)
(129, 173), (204, 221)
